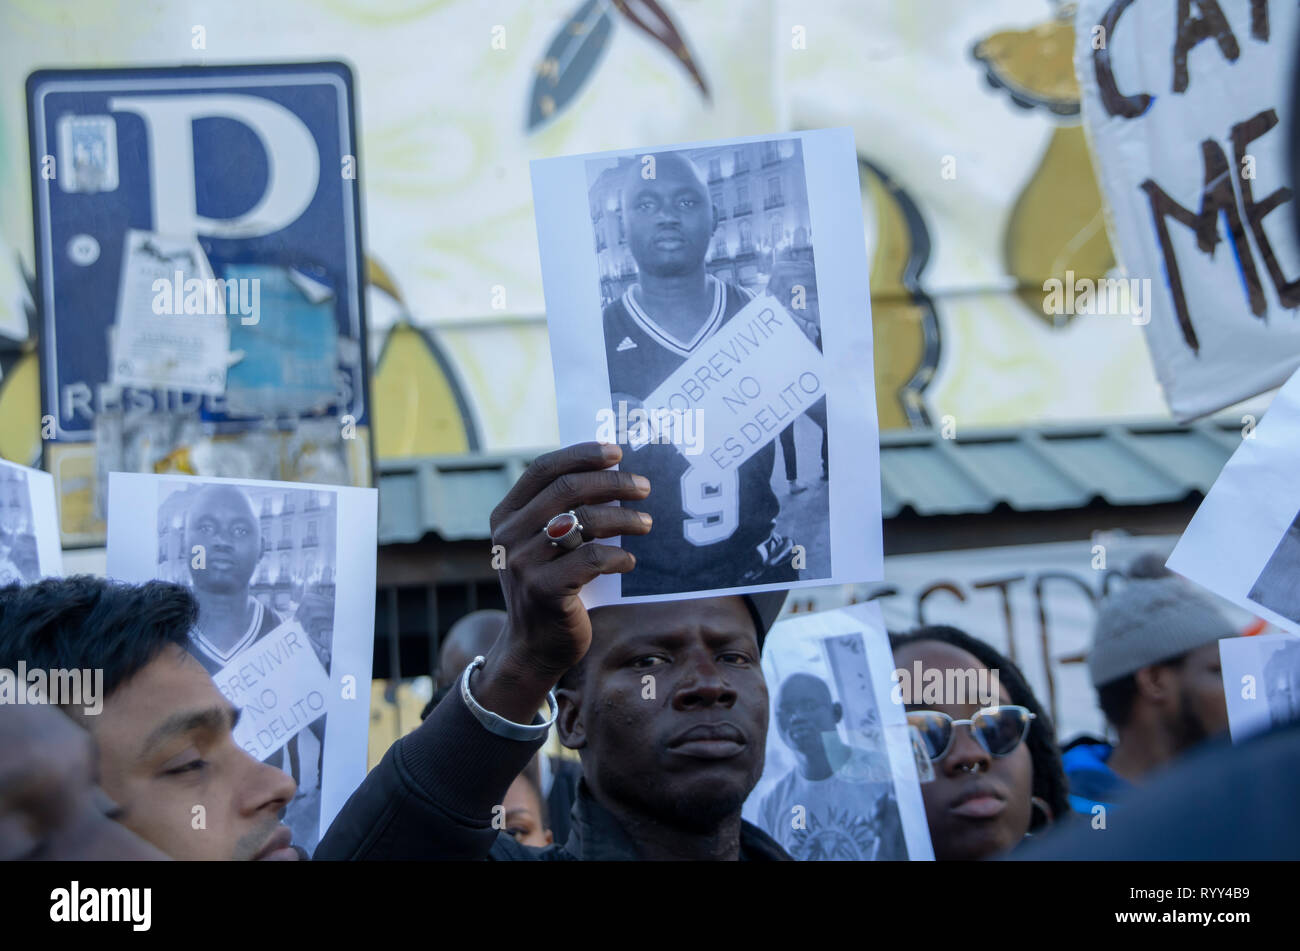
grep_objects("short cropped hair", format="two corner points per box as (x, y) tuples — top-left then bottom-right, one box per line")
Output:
(0, 575), (197, 700)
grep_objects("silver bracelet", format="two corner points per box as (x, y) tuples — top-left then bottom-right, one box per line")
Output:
(459, 655), (557, 742)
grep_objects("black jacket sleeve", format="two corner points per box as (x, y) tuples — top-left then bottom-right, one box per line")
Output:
(314, 684), (547, 860)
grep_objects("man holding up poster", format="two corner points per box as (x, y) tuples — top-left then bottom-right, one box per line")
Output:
(316, 442), (792, 861)
(603, 152), (797, 596)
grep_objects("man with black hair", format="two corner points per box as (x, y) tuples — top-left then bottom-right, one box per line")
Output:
(317, 441), (791, 860)
(1064, 556), (1234, 816)
(0, 575), (301, 860)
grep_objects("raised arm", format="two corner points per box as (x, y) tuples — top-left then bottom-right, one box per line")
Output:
(315, 442), (651, 860)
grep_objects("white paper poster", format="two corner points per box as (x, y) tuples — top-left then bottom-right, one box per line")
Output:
(742, 602), (933, 861)
(1075, 0), (1300, 420)
(0, 458), (62, 583)
(530, 128), (881, 607)
(1220, 632), (1300, 743)
(1169, 367), (1300, 635)
(110, 229), (233, 396)
(106, 472), (376, 856)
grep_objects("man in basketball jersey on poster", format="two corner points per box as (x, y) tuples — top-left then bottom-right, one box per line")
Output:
(595, 146), (826, 595)
(596, 146), (829, 597)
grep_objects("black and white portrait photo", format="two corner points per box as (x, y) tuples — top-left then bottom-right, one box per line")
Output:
(757, 667), (907, 861)
(108, 471), (377, 855)
(0, 464), (39, 585)
(156, 479), (339, 854)
(1247, 511), (1300, 625)
(584, 138), (830, 597)
(534, 129), (883, 607)
(744, 605), (933, 860)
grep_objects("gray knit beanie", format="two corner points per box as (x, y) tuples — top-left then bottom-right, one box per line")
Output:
(1088, 555), (1237, 687)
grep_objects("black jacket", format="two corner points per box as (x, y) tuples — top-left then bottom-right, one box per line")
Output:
(315, 685), (790, 861)
(489, 780), (790, 861)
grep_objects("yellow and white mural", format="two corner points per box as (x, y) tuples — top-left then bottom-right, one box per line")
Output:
(0, 0), (1171, 487)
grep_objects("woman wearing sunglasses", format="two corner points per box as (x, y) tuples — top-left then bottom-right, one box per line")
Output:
(889, 625), (1069, 860)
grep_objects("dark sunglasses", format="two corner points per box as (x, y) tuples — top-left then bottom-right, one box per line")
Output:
(906, 705), (1036, 762)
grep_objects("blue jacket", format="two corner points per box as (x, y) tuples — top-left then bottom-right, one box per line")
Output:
(1061, 739), (1131, 816)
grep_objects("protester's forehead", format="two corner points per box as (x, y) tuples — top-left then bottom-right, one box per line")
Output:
(895, 639), (1012, 709)
(894, 639), (986, 673)
(503, 774), (542, 813)
(590, 595), (755, 644)
(94, 645), (226, 743)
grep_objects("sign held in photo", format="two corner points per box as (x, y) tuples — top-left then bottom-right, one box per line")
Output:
(1220, 633), (1300, 743)
(742, 602), (934, 861)
(106, 471), (376, 856)
(1074, 1), (1300, 421)
(0, 458), (62, 584)
(531, 128), (881, 607)
(1169, 366), (1300, 637)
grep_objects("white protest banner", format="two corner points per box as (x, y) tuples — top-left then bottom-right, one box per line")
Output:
(634, 295), (825, 479)
(1169, 366), (1300, 636)
(1220, 632), (1300, 743)
(214, 621), (332, 760)
(0, 458), (62, 583)
(106, 471), (377, 856)
(742, 601), (933, 861)
(1075, 0), (1300, 421)
(532, 128), (880, 606)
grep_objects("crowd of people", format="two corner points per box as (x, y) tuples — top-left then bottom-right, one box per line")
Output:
(2, 441), (1298, 862)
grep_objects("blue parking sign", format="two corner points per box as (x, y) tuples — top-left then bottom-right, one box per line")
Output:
(27, 63), (370, 539)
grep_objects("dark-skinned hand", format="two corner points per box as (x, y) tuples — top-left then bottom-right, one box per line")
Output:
(473, 441), (652, 723)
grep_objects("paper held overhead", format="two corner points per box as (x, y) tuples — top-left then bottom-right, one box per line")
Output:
(1074, 0), (1300, 421)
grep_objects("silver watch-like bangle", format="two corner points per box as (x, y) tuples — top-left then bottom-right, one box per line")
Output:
(459, 655), (558, 742)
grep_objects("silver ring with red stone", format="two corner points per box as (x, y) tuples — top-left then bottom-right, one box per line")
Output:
(544, 510), (584, 551)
